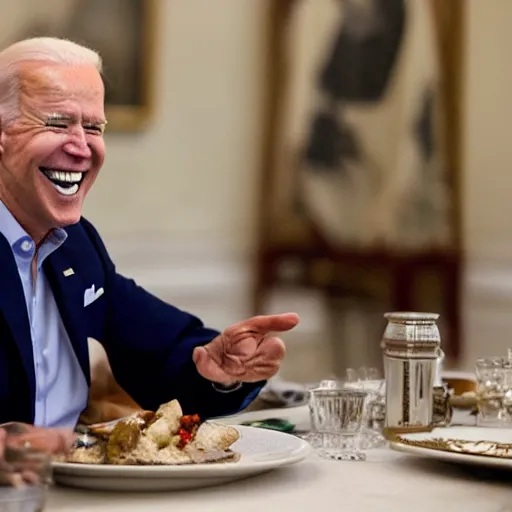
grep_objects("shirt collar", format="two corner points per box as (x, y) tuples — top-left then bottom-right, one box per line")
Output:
(0, 200), (67, 259)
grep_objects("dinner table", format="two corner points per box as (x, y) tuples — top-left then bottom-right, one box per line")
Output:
(47, 405), (512, 512)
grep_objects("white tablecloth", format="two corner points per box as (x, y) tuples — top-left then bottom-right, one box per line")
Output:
(47, 407), (512, 512)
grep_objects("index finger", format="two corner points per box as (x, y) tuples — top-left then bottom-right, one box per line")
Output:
(242, 313), (299, 334)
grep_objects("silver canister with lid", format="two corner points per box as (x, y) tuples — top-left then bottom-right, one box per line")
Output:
(381, 312), (442, 435)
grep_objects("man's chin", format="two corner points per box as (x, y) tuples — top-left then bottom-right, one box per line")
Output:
(52, 213), (82, 229)
(45, 204), (84, 230)
(37, 182), (86, 228)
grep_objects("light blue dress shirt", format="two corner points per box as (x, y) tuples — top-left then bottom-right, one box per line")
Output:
(0, 201), (88, 428)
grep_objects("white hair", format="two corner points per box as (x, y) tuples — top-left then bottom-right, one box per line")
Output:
(0, 37), (102, 125)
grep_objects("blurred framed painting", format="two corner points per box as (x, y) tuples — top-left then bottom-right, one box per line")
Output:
(0, 0), (159, 132)
(260, 0), (464, 252)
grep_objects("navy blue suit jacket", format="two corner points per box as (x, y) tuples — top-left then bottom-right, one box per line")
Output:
(0, 218), (263, 425)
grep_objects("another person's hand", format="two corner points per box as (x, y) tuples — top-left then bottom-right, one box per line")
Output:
(192, 313), (299, 385)
(0, 423), (76, 454)
(0, 423), (76, 487)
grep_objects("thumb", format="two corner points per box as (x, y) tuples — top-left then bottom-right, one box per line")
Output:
(192, 346), (209, 368)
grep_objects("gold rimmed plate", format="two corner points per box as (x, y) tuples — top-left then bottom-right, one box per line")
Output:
(390, 426), (512, 469)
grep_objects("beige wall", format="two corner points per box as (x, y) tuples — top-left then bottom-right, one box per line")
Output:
(86, 0), (267, 249)
(463, 0), (512, 263)
(461, 0), (512, 368)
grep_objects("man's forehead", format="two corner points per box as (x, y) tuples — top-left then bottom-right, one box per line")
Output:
(18, 62), (104, 103)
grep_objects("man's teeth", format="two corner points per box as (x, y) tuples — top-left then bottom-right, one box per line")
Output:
(55, 183), (79, 196)
(41, 168), (84, 196)
(44, 170), (82, 183)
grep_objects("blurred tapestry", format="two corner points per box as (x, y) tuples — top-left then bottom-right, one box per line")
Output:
(273, 0), (451, 250)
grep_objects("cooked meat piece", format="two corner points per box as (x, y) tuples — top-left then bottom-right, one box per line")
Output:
(88, 410), (154, 439)
(185, 446), (241, 464)
(192, 422), (240, 451)
(106, 419), (143, 464)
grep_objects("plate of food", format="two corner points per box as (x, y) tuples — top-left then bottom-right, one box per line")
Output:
(390, 426), (512, 470)
(52, 400), (311, 491)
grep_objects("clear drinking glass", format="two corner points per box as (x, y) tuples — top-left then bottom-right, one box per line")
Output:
(0, 424), (51, 512)
(309, 388), (369, 461)
(343, 367), (387, 449)
(0, 486), (46, 512)
(475, 357), (512, 427)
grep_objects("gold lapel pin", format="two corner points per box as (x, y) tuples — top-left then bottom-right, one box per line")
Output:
(63, 268), (75, 277)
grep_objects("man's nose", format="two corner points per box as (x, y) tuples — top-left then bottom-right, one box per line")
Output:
(63, 129), (92, 159)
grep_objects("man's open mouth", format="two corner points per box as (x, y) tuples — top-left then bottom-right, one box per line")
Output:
(40, 167), (85, 196)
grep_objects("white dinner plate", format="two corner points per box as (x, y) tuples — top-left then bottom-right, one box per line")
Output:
(390, 426), (512, 469)
(52, 425), (311, 491)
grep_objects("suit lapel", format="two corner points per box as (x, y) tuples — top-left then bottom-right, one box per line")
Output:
(45, 248), (90, 385)
(0, 234), (36, 415)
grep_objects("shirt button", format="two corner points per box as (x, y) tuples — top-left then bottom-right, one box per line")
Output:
(20, 240), (33, 252)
